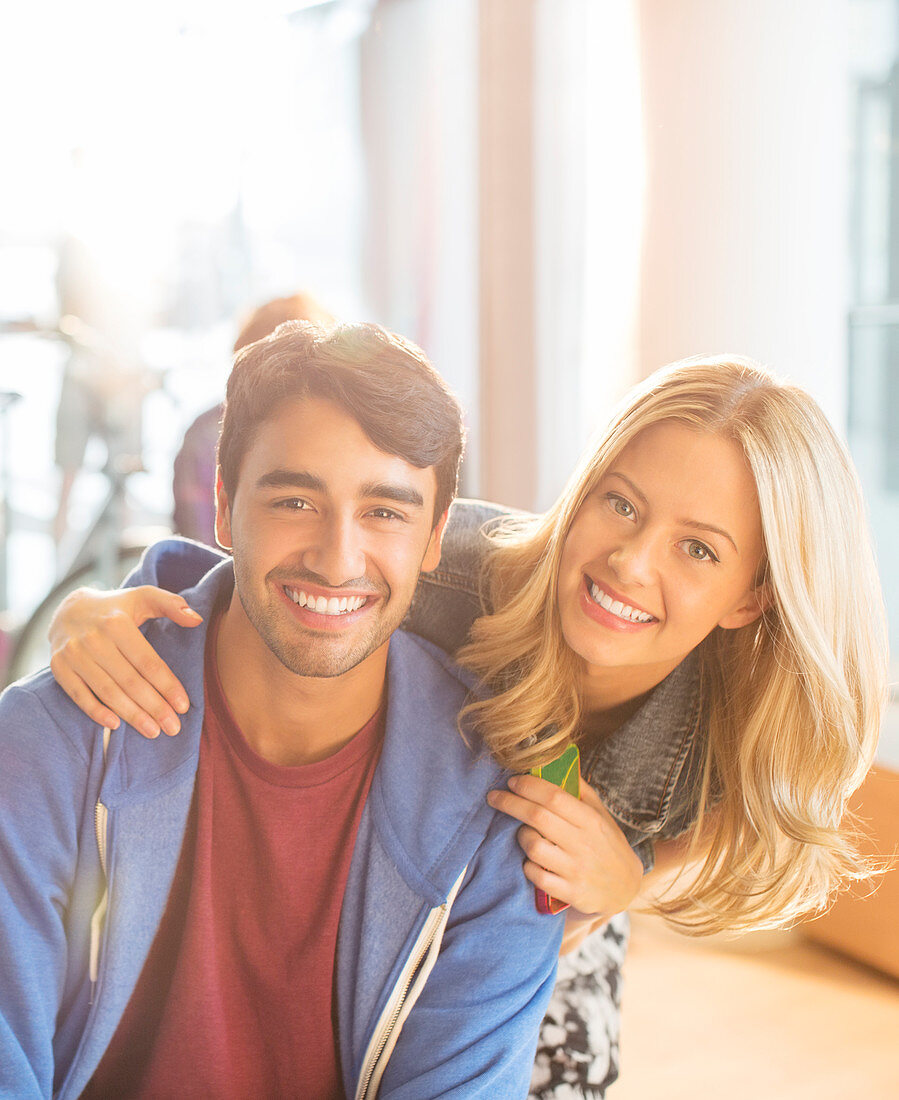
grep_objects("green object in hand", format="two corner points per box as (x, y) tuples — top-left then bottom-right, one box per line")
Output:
(529, 744), (580, 914)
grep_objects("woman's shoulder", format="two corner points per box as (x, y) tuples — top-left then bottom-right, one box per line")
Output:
(435, 498), (528, 592)
(404, 498), (532, 655)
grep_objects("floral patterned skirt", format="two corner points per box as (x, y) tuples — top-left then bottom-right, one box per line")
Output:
(529, 912), (630, 1099)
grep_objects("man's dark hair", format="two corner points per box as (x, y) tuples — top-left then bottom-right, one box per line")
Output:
(218, 320), (464, 521)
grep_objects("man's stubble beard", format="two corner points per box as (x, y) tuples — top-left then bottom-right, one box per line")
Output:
(231, 561), (402, 680)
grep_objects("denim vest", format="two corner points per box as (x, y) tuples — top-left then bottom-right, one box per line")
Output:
(403, 498), (705, 870)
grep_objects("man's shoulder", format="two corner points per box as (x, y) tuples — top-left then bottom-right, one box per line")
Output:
(375, 630), (507, 888)
(383, 626), (495, 753)
(0, 668), (97, 772)
(389, 627), (481, 696)
(126, 537), (227, 596)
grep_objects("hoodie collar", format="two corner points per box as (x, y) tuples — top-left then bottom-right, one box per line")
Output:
(99, 560), (234, 803)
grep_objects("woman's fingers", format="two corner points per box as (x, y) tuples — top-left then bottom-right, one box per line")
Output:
(47, 659), (122, 732)
(512, 772), (618, 826)
(52, 634), (181, 738)
(515, 824), (579, 879)
(486, 775), (595, 847)
(47, 585), (202, 736)
(124, 586), (205, 631)
(487, 772), (644, 917)
(520, 858), (578, 907)
(90, 610), (192, 714)
(486, 787), (577, 850)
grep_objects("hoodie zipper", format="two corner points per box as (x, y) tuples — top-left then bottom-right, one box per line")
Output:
(94, 800), (108, 877)
(355, 865), (468, 1100)
(89, 728), (113, 997)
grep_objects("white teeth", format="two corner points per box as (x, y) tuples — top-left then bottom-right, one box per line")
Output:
(589, 582), (654, 623)
(285, 588), (367, 615)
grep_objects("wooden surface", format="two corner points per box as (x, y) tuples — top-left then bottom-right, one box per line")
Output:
(614, 914), (899, 1099)
(804, 765), (899, 978)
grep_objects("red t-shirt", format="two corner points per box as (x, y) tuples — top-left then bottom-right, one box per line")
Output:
(84, 612), (384, 1099)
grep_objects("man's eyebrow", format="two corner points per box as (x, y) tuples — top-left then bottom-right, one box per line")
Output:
(255, 469), (326, 492)
(606, 471), (738, 552)
(361, 482), (425, 509)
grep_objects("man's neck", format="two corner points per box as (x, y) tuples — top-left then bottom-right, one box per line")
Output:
(214, 597), (388, 767)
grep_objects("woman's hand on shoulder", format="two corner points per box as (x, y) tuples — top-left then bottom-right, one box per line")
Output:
(487, 773), (643, 923)
(48, 586), (202, 738)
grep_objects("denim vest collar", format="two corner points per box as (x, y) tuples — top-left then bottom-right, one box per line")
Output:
(582, 649), (702, 835)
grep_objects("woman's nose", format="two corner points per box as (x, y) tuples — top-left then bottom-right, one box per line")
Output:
(607, 531), (658, 587)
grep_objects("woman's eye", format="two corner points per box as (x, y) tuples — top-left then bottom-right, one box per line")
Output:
(606, 493), (635, 519)
(683, 539), (718, 563)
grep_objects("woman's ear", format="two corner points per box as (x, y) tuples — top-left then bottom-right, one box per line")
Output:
(717, 583), (771, 631)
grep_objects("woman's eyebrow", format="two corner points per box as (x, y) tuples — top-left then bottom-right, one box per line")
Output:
(605, 471), (648, 506)
(678, 519), (738, 553)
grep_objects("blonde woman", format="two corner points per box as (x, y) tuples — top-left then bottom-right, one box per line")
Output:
(45, 357), (888, 1097)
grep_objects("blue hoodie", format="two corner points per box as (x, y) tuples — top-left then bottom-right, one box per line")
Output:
(0, 542), (563, 1099)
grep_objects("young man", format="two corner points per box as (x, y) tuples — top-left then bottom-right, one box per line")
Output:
(0, 322), (563, 1099)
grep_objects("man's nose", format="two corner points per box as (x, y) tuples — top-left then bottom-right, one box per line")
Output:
(301, 515), (367, 585)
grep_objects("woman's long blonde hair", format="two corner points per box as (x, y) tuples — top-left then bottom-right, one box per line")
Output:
(460, 356), (889, 935)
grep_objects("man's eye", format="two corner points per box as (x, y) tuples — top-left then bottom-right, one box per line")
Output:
(369, 508), (404, 522)
(275, 498), (312, 511)
(683, 539), (718, 563)
(605, 493), (635, 519)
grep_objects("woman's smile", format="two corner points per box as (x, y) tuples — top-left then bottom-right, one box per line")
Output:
(583, 577), (658, 625)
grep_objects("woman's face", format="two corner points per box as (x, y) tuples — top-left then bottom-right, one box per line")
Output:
(557, 421), (767, 704)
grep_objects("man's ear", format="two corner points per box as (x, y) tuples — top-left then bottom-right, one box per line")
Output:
(717, 583), (771, 631)
(214, 469), (233, 553)
(420, 508), (450, 573)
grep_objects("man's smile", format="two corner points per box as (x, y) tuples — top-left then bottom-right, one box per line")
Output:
(275, 579), (382, 632)
(283, 585), (369, 616)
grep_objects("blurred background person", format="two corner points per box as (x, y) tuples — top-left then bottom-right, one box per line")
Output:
(172, 291), (335, 545)
(53, 236), (147, 546)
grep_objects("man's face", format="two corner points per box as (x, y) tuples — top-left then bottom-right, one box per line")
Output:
(216, 395), (446, 679)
